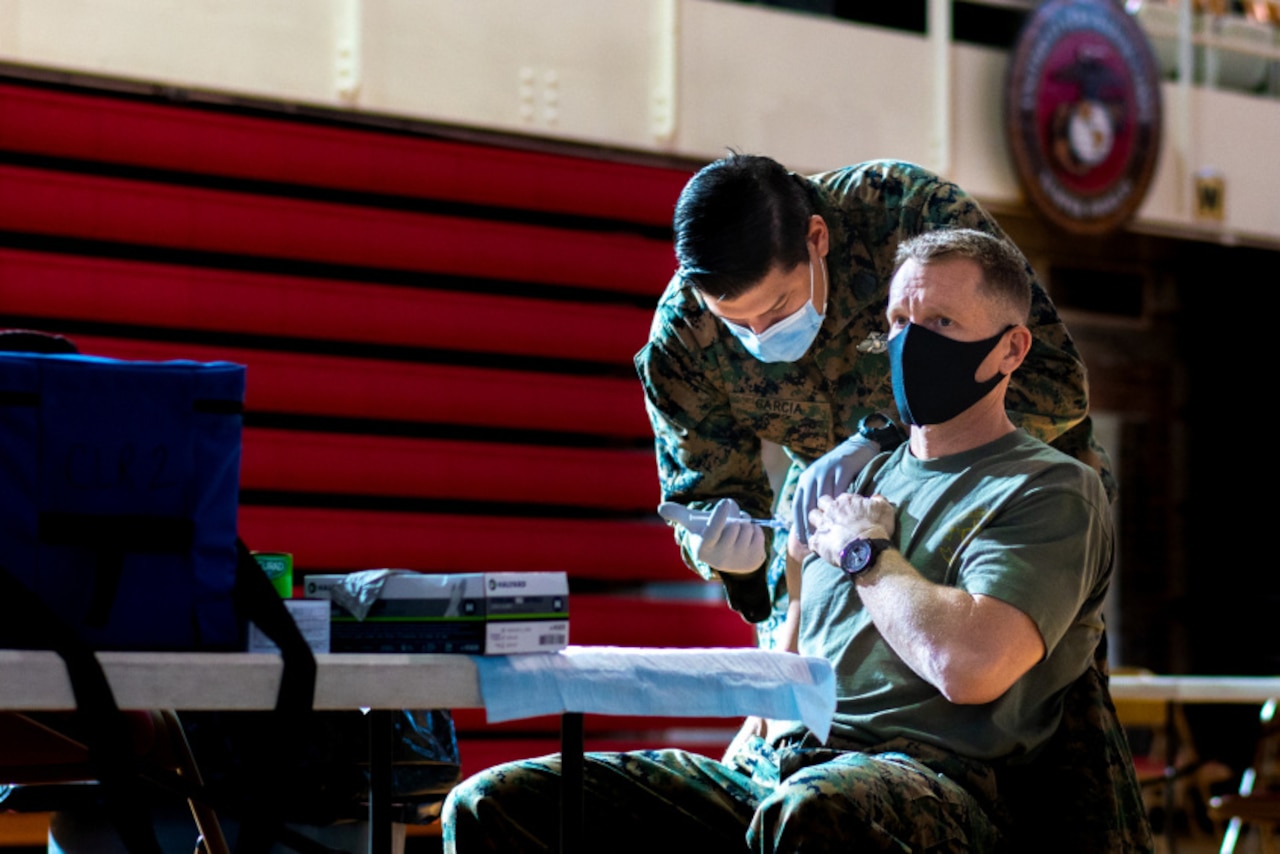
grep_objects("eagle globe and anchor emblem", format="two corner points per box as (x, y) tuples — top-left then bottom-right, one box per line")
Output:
(1005, 0), (1163, 235)
(1052, 45), (1122, 176)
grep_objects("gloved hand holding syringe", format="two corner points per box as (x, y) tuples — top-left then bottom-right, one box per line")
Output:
(657, 499), (786, 573)
(659, 504), (788, 530)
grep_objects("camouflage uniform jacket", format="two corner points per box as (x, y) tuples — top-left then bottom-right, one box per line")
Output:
(634, 160), (1110, 622)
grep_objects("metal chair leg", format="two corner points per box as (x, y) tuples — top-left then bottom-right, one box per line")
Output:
(159, 710), (229, 854)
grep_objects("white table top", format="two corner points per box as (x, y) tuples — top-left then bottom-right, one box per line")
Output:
(6, 648), (1269, 716)
(0, 646), (836, 737)
(1108, 673), (1280, 704)
(0, 649), (485, 711)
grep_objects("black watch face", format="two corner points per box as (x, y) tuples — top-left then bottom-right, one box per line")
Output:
(841, 539), (872, 575)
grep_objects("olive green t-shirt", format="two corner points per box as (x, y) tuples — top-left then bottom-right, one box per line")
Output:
(797, 430), (1112, 762)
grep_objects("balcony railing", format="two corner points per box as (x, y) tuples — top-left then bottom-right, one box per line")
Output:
(1128, 0), (1280, 96)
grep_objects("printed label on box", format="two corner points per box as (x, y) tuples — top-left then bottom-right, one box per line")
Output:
(247, 599), (331, 654)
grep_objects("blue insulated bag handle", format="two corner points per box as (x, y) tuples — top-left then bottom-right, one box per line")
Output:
(220, 539), (326, 854)
(233, 537), (317, 714)
(0, 559), (165, 854)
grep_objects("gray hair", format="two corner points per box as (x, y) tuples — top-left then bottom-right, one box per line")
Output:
(893, 228), (1032, 324)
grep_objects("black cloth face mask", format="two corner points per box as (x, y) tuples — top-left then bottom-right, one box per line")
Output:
(888, 323), (1011, 426)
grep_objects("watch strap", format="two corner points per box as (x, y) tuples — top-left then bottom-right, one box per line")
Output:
(857, 413), (906, 453)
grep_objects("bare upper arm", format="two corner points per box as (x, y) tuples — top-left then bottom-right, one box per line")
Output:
(966, 593), (1046, 700)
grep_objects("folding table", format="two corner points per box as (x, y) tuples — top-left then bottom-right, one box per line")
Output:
(0, 646), (836, 854)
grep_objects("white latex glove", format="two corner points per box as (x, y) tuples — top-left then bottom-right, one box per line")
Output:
(807, 493), (897, 567)
(791, 434), (880, 545)
(657, 498), (768, 573)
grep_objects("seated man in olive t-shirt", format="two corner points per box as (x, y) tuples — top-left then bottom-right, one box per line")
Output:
(442, 228), (1117, 853)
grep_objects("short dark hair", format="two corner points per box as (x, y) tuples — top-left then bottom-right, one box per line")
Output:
(893, 228), (1032, 324)
(673, 153), (814, 300)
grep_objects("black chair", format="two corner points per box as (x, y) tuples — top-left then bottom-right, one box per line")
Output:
(1209, 698), (1280, 853)
(997, 657), (1157, 853)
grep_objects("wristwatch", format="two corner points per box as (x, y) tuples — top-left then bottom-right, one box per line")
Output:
(858, 412), (906, 453)
(838, 537), (893, 576)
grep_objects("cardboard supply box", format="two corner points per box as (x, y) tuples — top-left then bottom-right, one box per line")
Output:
(303, 571), (569, 654)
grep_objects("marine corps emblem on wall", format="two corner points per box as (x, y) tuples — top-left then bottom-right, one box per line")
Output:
(1005, 0), (1162, 235)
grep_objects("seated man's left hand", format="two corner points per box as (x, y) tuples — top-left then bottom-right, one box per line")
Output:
(807, 494), (897, 566)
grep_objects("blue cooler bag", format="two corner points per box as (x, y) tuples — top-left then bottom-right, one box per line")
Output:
(0, 352), (247, 650)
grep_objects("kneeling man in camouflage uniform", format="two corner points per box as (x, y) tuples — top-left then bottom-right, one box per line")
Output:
(443, 228), (1114, 852)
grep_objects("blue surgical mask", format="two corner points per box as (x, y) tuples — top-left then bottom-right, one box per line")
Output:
(722, 260), (827, 363)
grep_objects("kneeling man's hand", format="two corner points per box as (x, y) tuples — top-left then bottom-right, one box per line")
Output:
(807, 494), (896, 566)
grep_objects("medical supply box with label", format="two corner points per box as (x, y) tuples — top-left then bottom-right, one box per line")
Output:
(304, 571), (569, 654)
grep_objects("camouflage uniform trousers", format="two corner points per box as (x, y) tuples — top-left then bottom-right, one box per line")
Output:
(443, 735), (1002, 853)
